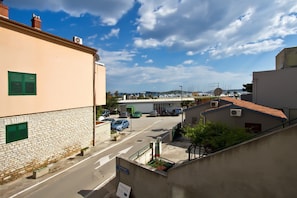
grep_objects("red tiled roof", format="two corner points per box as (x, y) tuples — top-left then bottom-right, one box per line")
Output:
(221, 97), (287, 119)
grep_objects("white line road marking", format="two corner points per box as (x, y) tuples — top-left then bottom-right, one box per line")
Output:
(95, 155), (110, 169)
(118, 146), (133, 154)
(94, 146), (133, 170)
(9, 120), (161, 198)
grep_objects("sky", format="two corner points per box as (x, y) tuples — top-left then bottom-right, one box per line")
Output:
(4, 0), (297, 93)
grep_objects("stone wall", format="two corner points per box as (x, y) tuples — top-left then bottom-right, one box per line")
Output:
(0, 107), (93, 184)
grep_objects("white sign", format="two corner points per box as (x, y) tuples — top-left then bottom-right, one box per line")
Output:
(116, 182), (131, 198)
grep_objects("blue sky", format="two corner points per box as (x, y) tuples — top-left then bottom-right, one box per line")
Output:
(4, 0), (297, 93)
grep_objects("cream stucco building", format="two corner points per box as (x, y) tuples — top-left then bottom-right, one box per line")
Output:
(0, 3), (106, 183)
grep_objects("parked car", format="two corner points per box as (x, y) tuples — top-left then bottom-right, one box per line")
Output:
(110, 108), (119, 115)
(119, 111), (129, 118)
(111, 119), (129, 131)
(149, 110), (159, 117)
(102, 118), (115, 127)
(131, 111), (142, 118)
(160, 110), (171, 116)
(171, 109), (180, 116)
(102, 118), (115, 123)
(101, 109), (110, 117)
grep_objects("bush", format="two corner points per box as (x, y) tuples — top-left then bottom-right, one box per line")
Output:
(184, 120), (254, 152)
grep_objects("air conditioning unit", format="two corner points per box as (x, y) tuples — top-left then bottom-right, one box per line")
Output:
(230, 109), (242, 117)
(73, 36), (83, 44)
(210, 101), (219, 108)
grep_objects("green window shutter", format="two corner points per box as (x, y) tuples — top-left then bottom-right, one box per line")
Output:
(24, 73), (36, 95)
(8, 71), (36, 95)
(8, 72), (23, 95)
(6, 122), (28, 143)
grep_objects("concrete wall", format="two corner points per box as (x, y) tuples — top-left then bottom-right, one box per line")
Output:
(276, 47), (297, 70)
(184, 103), (209, 126)
(205, 105), (285, 131)
(253, 67), (297, 120)
(95, 121), (111, 144)
(116, 157), (168, 198)
(116, 124), (297, 198)
(0, 107), (93, 184)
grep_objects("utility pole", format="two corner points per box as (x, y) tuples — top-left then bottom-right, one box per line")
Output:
(180, 85), (183, 126)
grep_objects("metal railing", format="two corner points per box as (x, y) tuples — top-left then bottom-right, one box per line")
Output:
(129, 144), (151, 161)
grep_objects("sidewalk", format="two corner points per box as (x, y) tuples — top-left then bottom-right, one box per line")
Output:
(161, 135), (192, 164)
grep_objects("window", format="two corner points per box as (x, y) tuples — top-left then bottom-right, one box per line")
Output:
(245, 123), (261, 133)
(8, 71), (36, 95)
(6, 122), (28, 143)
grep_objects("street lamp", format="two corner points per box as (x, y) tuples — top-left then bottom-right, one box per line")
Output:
(180, 85), (183, 126)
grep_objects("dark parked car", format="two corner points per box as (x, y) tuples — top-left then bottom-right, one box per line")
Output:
(101, 109), (110, 117)
(102, 118), (115, 129)
(149, 110), (159, 117)
(119, 111), (129, 118)
(111, 119), (129, 131)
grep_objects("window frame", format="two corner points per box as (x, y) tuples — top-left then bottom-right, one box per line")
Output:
(6, 122), (28, 143)
(8, 71), (36, 95)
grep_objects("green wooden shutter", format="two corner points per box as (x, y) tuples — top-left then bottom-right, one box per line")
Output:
(8, 72), (36, 95)
(24, 73), (36, 95)
(8, 72), (23, 95)
(6, 122), (28, 143)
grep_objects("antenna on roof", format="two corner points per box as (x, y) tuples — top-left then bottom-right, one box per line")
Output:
(214, 87), (223, 96)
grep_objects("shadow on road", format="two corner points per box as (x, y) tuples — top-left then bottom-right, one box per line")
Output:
(77, 177), (118, 198)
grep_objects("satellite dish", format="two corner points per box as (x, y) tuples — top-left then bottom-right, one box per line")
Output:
(95, 54), (100, 61)
(214, 88), (223, 96)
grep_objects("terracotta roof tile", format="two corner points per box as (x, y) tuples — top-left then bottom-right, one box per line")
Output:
(221, 97), (287, 120)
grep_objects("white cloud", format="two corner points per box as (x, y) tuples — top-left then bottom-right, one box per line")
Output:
(134, 38), (161, 48)
(134, 0), (297, 58)
(100, 28), (120, 40)
(99, 48), (251, 92)
(106, 61), (250, 92)
(183, 60), (193, 65)
(7, 0), (297, 58)
(145, 59), (154, 64)
(6, 0), (135, 26)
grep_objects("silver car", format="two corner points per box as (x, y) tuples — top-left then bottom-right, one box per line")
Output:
(149, 110), (159, 117)
(111, 119), (129, 131)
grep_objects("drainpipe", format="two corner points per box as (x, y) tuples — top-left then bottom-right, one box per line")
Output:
(92, 53), (99, 146)
(200, 112), (206, 124)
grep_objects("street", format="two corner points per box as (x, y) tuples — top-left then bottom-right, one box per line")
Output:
(1, 114), (182, 198)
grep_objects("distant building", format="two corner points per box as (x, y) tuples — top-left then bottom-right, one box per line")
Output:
(253, 47), (297, 121)
(118, 98), (194, 114)
(185, 97), (287, 132)
(0, 3), (105, 184)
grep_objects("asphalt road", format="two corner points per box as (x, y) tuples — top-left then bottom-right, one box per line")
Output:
(1, 114), (182, 198)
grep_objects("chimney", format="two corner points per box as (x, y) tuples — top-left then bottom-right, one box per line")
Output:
(31, 14), (41, 30)
(0, 1), (9, 19)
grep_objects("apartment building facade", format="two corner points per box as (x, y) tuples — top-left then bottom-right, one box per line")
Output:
(253, 47), (297, 121)
(0, 3), (105, 183)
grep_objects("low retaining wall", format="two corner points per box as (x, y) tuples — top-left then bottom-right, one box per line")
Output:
(95, 121), (111, 144)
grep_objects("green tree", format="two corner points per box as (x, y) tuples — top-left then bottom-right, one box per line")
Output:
(242, 83), (253, 93)
(104, 91), (118, 111)
(184, 120), (254, 153)
(96, 91), (119, 119)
